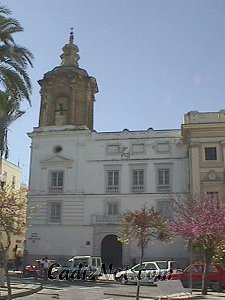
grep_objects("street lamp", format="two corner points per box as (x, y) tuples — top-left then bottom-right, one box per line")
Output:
(0, 172), (6, 189)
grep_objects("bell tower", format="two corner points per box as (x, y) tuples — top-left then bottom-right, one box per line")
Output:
(38, 29), (98, 130)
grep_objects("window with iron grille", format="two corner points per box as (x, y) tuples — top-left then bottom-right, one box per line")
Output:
(107, 170), (119, 193)
(205, 147), (217, 160)
(107, 202), (119, 215)
(132, 169), (144, 193)
(49, 202), (61, 223)
(49, 171), (63, 193)
(158, 169), (170, 193)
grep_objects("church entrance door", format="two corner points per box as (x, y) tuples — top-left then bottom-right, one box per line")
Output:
(101, 234), (122, 269)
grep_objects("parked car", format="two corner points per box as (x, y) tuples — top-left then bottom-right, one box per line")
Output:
(116, 262), (161, 284)
(23, 262), (38, 277)
(23, 259), (55, 277)
(169, 262), (225, 292)
(116, 260), (182, 284)
(49, 256), (102, 281)
(153, 260), (182, 273)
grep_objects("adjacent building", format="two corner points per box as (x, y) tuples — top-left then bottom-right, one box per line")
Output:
(26, 32), (225, 268)
(0, 159), (25, 261)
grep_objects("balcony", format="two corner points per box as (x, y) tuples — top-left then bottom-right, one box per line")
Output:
(107, 186), (119, 193)
(158, 185), (170, 193)
(92, 214), (121, 224)
(132, 185), (144, 193)
(48, 186), (63, 193)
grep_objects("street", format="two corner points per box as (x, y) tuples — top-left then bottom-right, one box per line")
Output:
(11, 276), (162, 300)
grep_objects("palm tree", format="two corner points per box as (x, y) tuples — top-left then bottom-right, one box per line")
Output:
(0, 5), (33, 172)
(0, 92), (24, 159)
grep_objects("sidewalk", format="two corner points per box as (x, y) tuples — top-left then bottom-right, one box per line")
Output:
(0, 282), (42, 299)
(98, 276), (225, 299)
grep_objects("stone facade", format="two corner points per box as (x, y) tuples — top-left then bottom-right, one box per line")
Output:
(182, 110), (225, 195)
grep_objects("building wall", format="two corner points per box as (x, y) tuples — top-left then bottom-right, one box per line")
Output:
(182, 110), (225, 195)
(0, 160), (25, 261)
(26, 126), (189, 266)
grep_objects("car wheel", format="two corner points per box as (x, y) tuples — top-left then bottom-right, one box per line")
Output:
(211, 282), (223, 292)
(23, 271), (29, 277)
(120, 275), (128, 284)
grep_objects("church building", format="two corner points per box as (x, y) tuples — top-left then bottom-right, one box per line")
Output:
(26, 31), (225, 267)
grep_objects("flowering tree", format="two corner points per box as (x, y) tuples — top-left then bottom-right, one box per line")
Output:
(119, 205), (170, 300)
(0, 185), (27, 299)
(169, 194), (225, 295)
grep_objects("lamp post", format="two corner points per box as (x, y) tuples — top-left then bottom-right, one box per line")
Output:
(189, 242), (193, 294)
(0, 172), (6, 287)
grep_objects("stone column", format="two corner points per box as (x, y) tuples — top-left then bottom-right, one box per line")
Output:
(220, 141), (225, 164)
(189, 142), (200, 195)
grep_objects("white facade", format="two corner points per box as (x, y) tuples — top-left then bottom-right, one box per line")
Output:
(26, 33), (191, 267)
(27, 125), (189, 266)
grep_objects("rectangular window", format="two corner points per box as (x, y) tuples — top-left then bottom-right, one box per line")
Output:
(157, 143), (169, 153)
(132, 169), (144, 193)
(207, 192), (219, 200)
(205, 147), (217, 160)
(132, 144), (144, 154)
(107, 203), (118, 215)
(158, 169), (170, 193)
(49, 202), (61, 223)
(107, 170), (119, 193)
(49, 171), (63, 193)
(157, 200), (173, 219)
(106, 144), (120, 154)
(12, 176), (16, 188)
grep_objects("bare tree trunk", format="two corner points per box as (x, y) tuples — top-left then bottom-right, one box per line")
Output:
(0, 243), (12, 299)
(136, 246), (144, 300)
(5, 264), (12, 300)
(202, 251), (210, 295)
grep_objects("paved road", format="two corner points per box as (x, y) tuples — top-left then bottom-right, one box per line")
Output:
(10, 276), (225, 300)
(18, 278), (161, 300)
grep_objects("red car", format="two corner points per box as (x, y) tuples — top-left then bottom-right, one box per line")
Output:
(23, 261), (40, 277)
(169, 262), (225, 292)
(23, 259), (55, 277)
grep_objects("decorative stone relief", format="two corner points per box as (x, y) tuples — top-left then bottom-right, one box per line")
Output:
(207, 170), (216, 181)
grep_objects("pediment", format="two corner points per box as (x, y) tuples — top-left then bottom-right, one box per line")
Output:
(40, 155), (73, 168)
(202, 170), (219, 182)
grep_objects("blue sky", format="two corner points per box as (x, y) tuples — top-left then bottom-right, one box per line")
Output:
(2, 0), (225, 183)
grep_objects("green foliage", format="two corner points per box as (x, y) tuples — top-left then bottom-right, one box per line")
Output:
(0, 5), (34, 104)
(0, 5), (33, 159)
(0, 185), (27, 252)
(119, 205), (171, 250)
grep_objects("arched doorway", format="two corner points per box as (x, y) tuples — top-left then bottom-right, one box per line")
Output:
(101, 234), (122, 268)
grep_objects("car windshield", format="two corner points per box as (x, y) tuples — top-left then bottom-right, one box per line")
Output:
(155, 261), (182, 270)
(155, 261), (168, 269)
(72, 258), (89, 267)
(170, 261), (182, 270)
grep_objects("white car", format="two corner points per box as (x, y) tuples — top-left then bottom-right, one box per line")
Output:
(152, 260), (182, 273)
(116, 260), (182, 284)
(116, 262), (160, 284)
